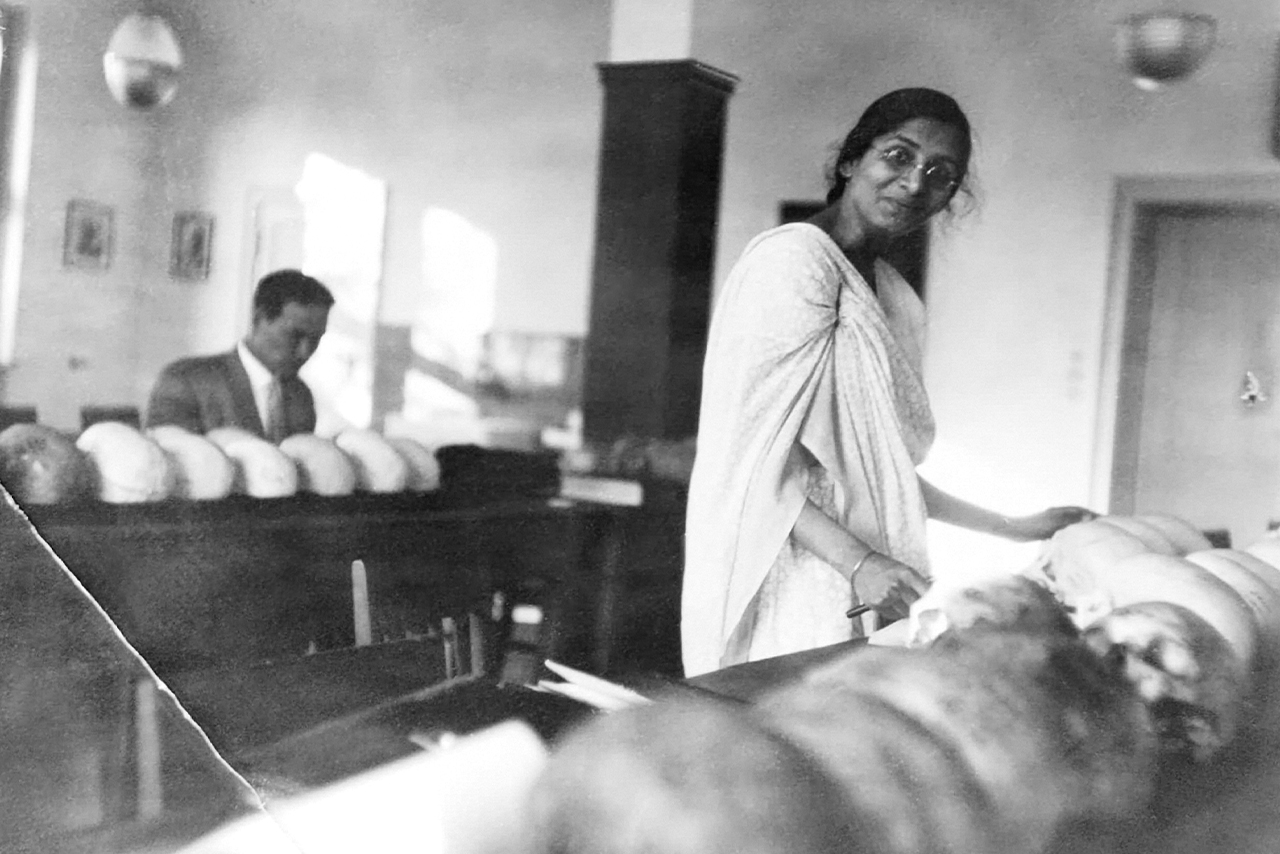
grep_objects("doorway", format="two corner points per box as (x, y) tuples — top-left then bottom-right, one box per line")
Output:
(1096, 176), (1280, 547)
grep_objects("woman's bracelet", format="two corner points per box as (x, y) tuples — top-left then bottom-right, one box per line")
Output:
(846, 550), (877, 619)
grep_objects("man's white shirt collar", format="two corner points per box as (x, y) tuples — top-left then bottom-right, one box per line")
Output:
(236, 341), (274, 428)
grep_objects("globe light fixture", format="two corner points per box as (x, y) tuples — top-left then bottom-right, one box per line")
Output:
(102, 14), (183, 109)
(1115, 11), (1217, 91)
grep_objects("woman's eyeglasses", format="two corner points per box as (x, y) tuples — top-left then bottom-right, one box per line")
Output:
(874, 144), (961, 194)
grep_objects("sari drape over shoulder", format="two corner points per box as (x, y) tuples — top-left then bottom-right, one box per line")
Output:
(681, 223), (936, 676)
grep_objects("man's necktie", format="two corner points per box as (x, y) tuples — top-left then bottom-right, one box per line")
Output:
(265, 377), (288, 443)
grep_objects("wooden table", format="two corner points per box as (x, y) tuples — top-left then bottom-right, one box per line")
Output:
(178, 643), (868, 800)
(15, 598), (1274, 854)
(23, 493), (620, 676)
(197, 643), (1280, 854)
(8, 481), (699, 851)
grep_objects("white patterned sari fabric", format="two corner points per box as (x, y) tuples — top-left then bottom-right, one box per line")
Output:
(682, 223), (935, 676)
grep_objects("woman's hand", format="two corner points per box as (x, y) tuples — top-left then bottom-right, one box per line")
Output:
(851, 553), (930, 622)
(1002, 506), (1099, 542)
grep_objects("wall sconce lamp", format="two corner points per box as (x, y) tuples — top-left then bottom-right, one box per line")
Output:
(102, 13), (183, 109)
(1115, 10), (1217, 91)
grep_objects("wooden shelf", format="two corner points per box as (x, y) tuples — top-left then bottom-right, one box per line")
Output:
(24, 493), (614, 676)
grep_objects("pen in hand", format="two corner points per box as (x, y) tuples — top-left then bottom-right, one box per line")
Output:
(846, 603), (872, 619)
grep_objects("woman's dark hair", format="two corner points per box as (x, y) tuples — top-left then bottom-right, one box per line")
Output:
(825, 87), (973, 205)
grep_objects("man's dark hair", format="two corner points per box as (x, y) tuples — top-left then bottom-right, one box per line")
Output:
(251, 269), (334, 321)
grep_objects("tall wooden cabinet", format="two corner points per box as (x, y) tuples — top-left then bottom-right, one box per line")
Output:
(582, 60), (737, 442)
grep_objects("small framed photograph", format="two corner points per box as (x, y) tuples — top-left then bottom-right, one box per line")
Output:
(62, 199), (114, 272)
(170, 211), (214, 280)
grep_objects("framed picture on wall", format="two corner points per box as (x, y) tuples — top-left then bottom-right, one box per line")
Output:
(170, 211), (214, 280)
(62, 199), (114, 272)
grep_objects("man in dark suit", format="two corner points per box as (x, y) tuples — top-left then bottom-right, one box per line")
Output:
(146, 269), (334, 441)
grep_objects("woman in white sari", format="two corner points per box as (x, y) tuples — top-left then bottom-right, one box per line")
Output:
(682, 89), (1093, 677)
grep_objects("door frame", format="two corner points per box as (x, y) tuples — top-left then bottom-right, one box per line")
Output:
(1091, 174), (1280, 513)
